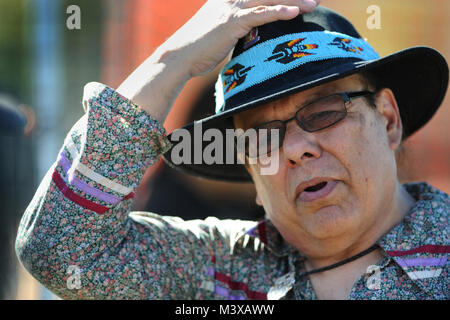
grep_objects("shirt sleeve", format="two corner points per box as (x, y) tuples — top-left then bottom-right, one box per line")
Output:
(14, 82), (249, 299)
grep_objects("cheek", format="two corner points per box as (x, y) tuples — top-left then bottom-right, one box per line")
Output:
(250, 159), (290, 215)
(336, 113), (393, 202)
(358, 114), (392, 171)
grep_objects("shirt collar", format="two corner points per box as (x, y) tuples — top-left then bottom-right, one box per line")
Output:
(377, 182), (449, 297)
(243, 218), (299, 258)
(243, 182), (449, 296)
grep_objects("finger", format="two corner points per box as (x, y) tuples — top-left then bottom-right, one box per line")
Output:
(237, 5), (301, 29)
(243, 0), (319, 12)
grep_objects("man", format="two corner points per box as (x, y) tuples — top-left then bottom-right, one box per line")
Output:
(16, 1), (449, 299)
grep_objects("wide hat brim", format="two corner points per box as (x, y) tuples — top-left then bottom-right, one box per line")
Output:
(163, 8), (449, 183)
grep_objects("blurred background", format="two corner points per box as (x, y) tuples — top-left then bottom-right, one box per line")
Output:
(0, 0), (448, 299)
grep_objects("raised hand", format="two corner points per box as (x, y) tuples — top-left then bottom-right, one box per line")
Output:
(167, 0), (321, 77)
(117, 0), (320, 122)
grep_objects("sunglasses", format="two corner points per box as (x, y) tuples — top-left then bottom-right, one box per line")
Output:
(237, 91), (375, 159)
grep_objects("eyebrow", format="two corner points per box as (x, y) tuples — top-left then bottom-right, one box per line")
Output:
(247, 89), (335, 128)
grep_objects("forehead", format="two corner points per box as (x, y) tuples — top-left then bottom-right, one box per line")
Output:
(233, 74), (365, 129)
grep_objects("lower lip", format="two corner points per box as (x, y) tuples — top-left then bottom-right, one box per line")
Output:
(298, 180), (338, 202)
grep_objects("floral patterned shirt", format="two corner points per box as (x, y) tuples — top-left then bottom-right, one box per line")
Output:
(15, 83), (449, 300)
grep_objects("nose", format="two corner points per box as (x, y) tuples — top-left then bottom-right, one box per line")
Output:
(282, 121), (322, 168)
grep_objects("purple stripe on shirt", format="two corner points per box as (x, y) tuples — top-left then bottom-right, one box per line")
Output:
(397, 257), (448, 268)
(214, 285), (246, 300)
(205, 266), (215, 277)
(245, 226), (257, 237)
(229, 294), (247, 300)
(214, 284), (229, 298)
(58, 152), (121, 204)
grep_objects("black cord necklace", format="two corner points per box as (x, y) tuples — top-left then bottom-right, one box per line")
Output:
(270, 243), (381, 299)
(297, 243), (380, 279)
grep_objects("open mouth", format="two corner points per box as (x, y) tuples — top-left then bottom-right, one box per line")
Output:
(298, 180), (338, 202)
(304, 181), (328, 193)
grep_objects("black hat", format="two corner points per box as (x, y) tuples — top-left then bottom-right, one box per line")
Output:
(163, 6), (449, 182)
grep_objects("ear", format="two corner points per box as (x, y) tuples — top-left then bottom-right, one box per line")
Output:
(255, 194), (263, 206)
(246, 166), (262, 206)
(242, 158), (261, 206)
(374, 88), (403, 151)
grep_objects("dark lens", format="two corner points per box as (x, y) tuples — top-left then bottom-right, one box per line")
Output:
(297, 94), (347, 131)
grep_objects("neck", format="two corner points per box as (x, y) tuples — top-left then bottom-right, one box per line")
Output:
(305, 182), (415, 270)
(306, 245), (385, 300)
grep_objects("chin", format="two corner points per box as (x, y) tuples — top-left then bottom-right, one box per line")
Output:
(301, 205), (358, 240)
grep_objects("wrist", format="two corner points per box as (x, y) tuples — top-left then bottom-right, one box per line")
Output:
(117, 46), (191, 123)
